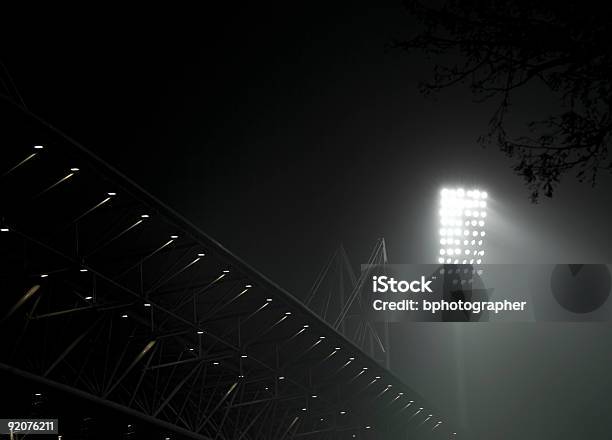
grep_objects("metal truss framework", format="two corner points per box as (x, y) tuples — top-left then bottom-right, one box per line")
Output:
(306, 241), (391, 369)
(0, 97), (452, 439)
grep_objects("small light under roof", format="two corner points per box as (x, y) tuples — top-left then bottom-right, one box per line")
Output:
(70, 167), (79, 172)
(34, 145), (44, 149)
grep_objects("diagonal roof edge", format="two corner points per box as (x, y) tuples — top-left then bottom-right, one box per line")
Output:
(1, 94), (440, 422)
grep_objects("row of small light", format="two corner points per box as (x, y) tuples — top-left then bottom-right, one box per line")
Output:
(17, 147), (261, 369)
(7, 147), (373, 436)
(21, 155), (446, 435)
(15, 146), (236, 328)
(38, 254), (442, 434)
(278, 312), (433, 435)
(20, 145), (456, 438)
(229, 309), (365, 429)
(33, 201), (242, 366)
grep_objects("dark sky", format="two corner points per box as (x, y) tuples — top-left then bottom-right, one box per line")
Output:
(5, 3), (612, 439)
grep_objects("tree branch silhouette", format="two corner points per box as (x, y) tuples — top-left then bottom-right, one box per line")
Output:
(396, 0), (612, 200)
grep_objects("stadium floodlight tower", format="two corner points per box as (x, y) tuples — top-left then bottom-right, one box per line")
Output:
(438, 187), (488, 265)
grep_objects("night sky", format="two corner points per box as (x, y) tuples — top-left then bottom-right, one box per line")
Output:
(5, 3), (612, 439)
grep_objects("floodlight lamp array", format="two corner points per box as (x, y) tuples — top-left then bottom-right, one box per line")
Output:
(438, 188), (487, 265)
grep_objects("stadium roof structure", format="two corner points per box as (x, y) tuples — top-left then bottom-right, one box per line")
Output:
(0, 96), (451, 439)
